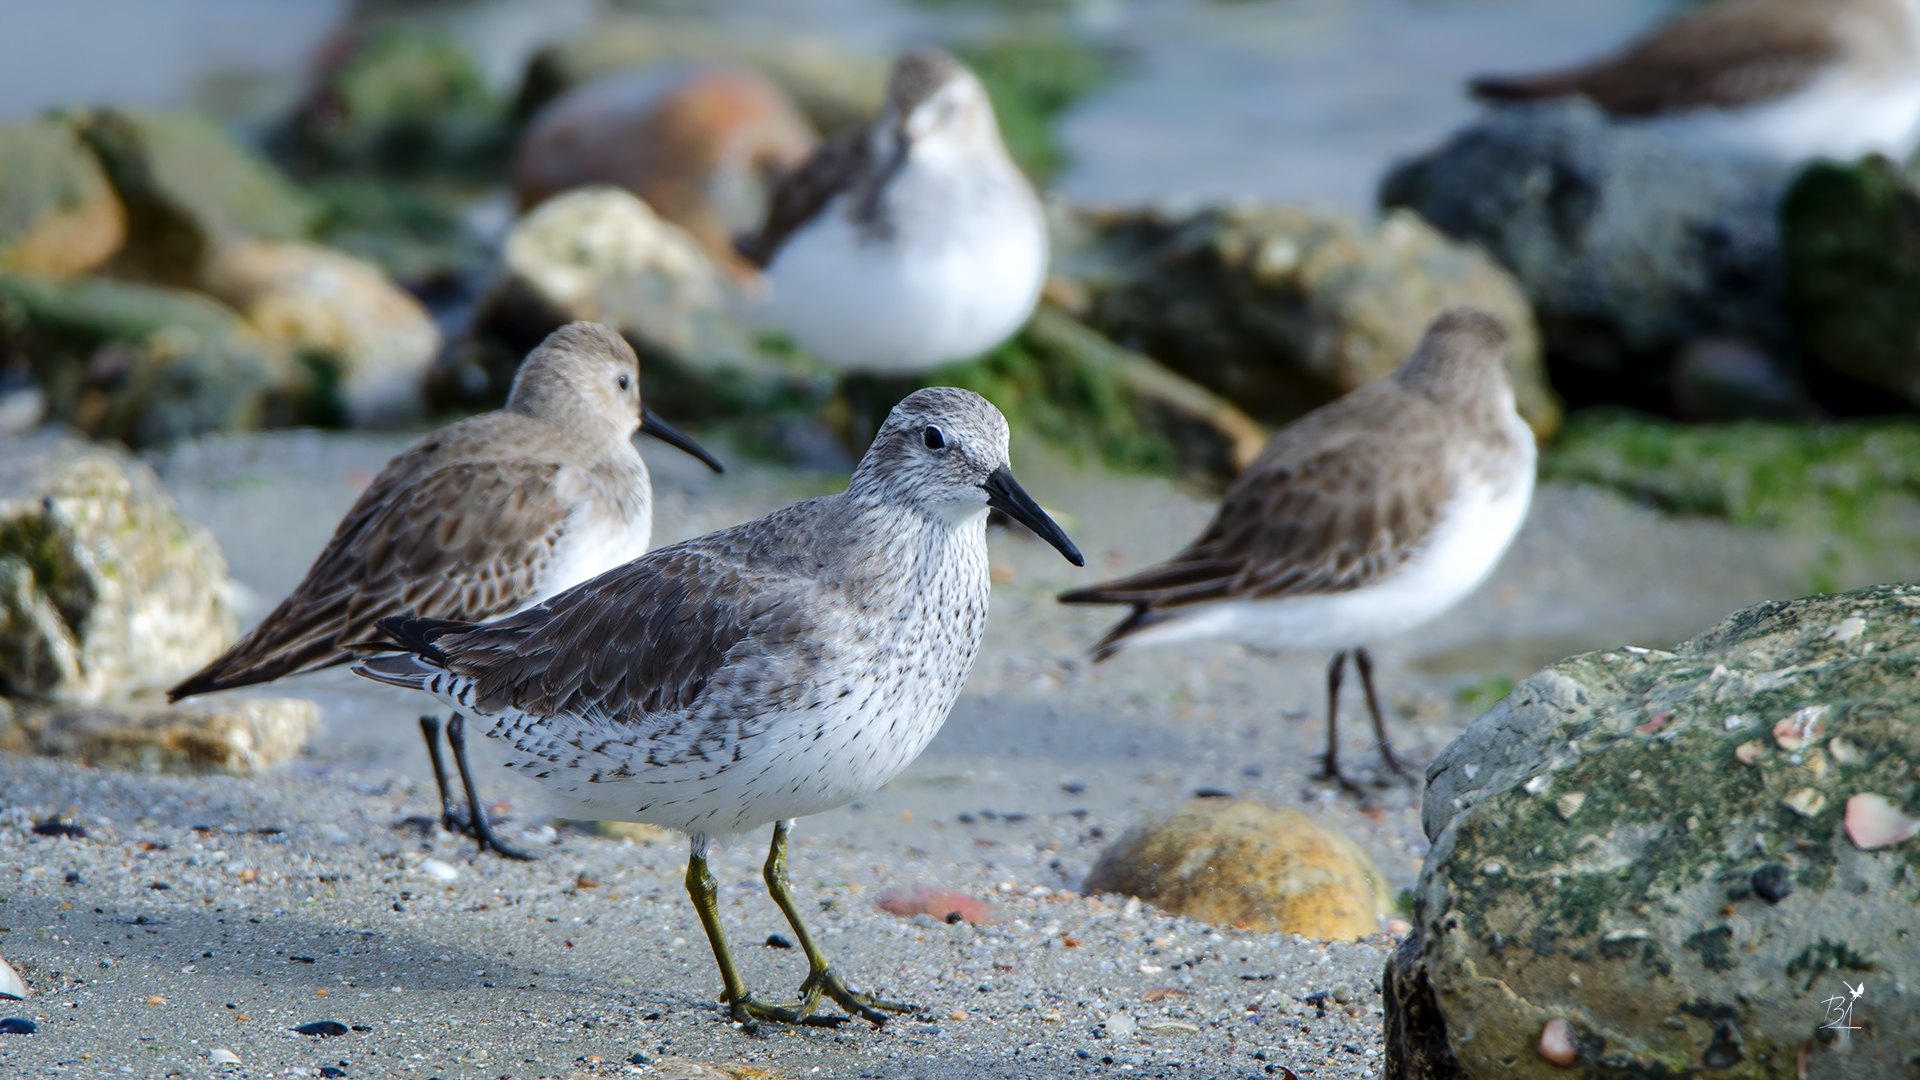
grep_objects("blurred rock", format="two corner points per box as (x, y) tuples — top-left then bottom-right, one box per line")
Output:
(1083, 798), (1391, 941)
(201, 239), (438, 427)
(304, 176), (492, 288)
(1669, 338), (1821, 422)
(1783, 156), (1920, 412)
(0, 695), (316, 776)
(514, 19), (887, 136)
(76, 108), (320, 285)
(513, 64), (817, 271)
(0, 273), (311, 446)
(1380, 100), (1791, 416)
(1392, 584), (1920, 1078)
(446, 186), (829, 420)
(944, 306), (1267, 482)
(1064, 203), (1558, 439)
(272, 29), (506, 179)
(0, 119), (125, 277)
(0, 433), (237, 705)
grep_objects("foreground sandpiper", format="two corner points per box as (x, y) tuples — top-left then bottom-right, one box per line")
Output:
(1059, 309), (1535, 794)
(170, 322), (723, 857)
(356, 387), (1082, 1029)
(1470, 0), (1920, 163)
(737, 49), (1048, 374)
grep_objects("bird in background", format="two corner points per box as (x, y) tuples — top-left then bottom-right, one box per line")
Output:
(356, 387), (1083, 1030)
(736, 48), (1049, 376)
(1470, 0), (1920, 164)
(169, 322), (725, 859)
(1060, 309), (1536, 795)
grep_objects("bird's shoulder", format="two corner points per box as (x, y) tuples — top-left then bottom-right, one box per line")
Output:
(736, 126), (876, 267)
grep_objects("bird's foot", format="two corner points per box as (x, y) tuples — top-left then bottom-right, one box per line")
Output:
(442, 807), (536, 861)
(1375, 745), (1419, 785)
(797, 966), (917, 1027)
(724, 990), (849, 1033)
(1316, 757), (1369, 800)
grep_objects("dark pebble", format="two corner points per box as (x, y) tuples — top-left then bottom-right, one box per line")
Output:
(944, 911), (964, 925)
(955, 813), (977, 825)
(628, 1053), (651, 1066)
(320, 1069), (346, 1078)
(1075, 1049), (1091, 1060)
(1241, 765), (1263, 778)
(63, 872), (83, 884)
(1000, 811), (1030, 823)
(1752, 864), (1794, 904)
(290, 956), (317, 964)
(764, 934), (793, 949)
(392, 902), (406, 912)
(1061, 781), (1087, 795)
(1194, 787), (1233, 799)
(148, 882), (170, 890)
(0, 1018), (35, 1034)
(32, 820), (86, 839)
(979, 809), (998, 821)
(255, 827), (283, 836)
(292, 1021), (349, 1037)
(350, 1025), (372, 1032)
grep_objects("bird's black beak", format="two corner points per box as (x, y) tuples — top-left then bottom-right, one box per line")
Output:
(639, 405), (725, 474)
(982, 465), (1083, 566)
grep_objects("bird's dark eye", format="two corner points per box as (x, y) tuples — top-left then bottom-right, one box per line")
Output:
(923, 425), (945, 450)
(617, 374), (630, 391)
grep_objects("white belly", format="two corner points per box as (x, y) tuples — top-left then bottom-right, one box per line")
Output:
(526, 502), (653, 608)
(759, 163), (1048, 373)
(1641, 70), (1920, 164)
(1122, 468), (1535, 654)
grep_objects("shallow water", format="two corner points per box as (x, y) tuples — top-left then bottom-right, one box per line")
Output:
(0, 0), (1673, 207)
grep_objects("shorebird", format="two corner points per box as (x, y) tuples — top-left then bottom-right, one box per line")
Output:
(1469, 0), (1920, 164)
(1059, 310), (1535, 794)
(169, 322), (724, 858)
(736, 49), (1048, 374)
(355, 387), (1082, 1029)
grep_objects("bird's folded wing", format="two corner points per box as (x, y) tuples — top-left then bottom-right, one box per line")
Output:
(1062, 408), (1453, 612)
(171, 459), (571, 697)
(735, 127), (872, 267)
(427, 534), (818, 725)
(1470, 3), (1838, 116)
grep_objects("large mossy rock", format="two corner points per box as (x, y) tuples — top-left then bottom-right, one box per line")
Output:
(0, 118), (125, 277)
(1063, 203), (1559, 439)
(1084, 798), (1392, 941)
(0, 272), (313, 446)
(1782, 156), (1920, 410)
(1380, 100), (1792, 416)
(1388, 585), (1920, 1079)
(0, 433), (237, 705)
(76, 108), (320, 285)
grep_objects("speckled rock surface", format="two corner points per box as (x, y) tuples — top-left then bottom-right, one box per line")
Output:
(1060, 202), (1557, 439)
(1391, 585), (1920, 1079)
(1380, 100), (1793, 416)
(1084, 799), (1392, 942)
(0, 695), (317, 776)
(0, 432), (236, 704)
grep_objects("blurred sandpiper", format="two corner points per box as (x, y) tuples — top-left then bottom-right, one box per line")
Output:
(356, 387), (1083, 1029)
(736, 49), (1048, 374)
(1470, 0), (1920, 163)
(169, 322), (723, 858)
(1059, 309), (1536, 795)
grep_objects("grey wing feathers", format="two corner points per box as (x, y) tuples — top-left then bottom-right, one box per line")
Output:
(169, 454), (572, 699)
(422, 526), (819, 725)
(1060, 390), (1452, 617)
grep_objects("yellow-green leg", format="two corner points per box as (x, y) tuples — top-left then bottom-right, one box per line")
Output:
(763, 819), (918, 1025)
(684, 836), (845, 1031)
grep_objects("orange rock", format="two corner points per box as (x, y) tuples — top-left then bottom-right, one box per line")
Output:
(514, 64), (816, 273)
(1082, 799), (1390, 941)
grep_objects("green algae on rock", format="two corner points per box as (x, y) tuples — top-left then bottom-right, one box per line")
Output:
(0, 118), (125, 278)
(1782, 155), (1920, 411)
(1062, 204), (1559, 440)
(1387, 584), (1920, 1079)
(0, 433), (237, 705)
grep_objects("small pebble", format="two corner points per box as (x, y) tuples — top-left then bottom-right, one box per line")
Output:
(1751, 865), (1793, 904)
(1330, 981), (1354, 1004)
(419, 859), (459, 882)
(1104, 1012), (1137, 1038)
(0, 1018), (34, 1034)
(1061, 781), (1086, 795)
(292, 1020), (349, 1037)
(0, 954), (26, 1000)
(764, 933), (793, 949)
(208, 1047), (240, 1065)
(1538, 1018), (1576, 1066)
